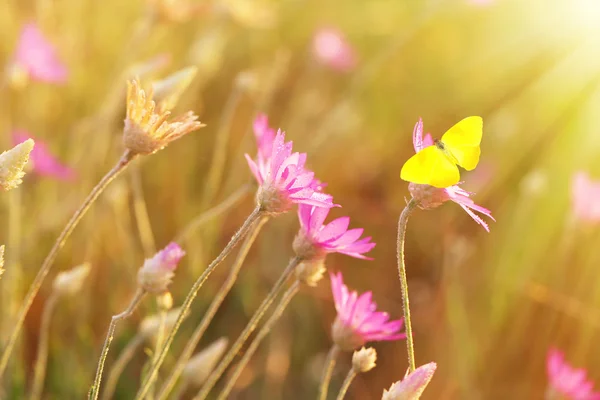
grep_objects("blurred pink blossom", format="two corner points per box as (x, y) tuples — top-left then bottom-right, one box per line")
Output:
(138, 242), (185, 294)
(408, 118), (495, 231)
(13, 132), (74, 181)
(546, 348), (600, 400)
(312, 27), (357, 72)
(382, 362), (437, 400)
(330, 271), (405, 350)
(295, 204), (375, 259)
(571, 171), (600, 223)
(12, 23), (68, 84)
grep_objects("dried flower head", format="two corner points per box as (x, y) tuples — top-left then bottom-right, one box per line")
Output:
(182, 337), (229, 387)
(52, 263), (91, 297)
(13, 132), (74, 180)
(294, 204), (376, 260)
(139, 306), (185, 339)
(382, 362), (437, 400)
(408, 118), (494, 231)
(152, 66), (198, 112)
(123, 78), (204, 155)
(137, 242), (185, 294)
(0, 245), (5, 279)
(312, 27), (357, 72)
(352, 347), (377, 373)
(546, 348), (600, 400)
(0, 139), (34, 191)
(330, 272), (405, 351)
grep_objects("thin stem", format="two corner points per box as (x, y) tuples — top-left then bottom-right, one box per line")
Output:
(134, 206), (263, 400)
(175, 183), (253, 243)
(130, 161), (156, 257)
(0, 150), (136, 380)
(335, 369), (357, 400)
(101, 334), (145, 400)
(396, 198), (418, 373)
(89, 289), (146, 400)
(215, 280), (300, 400)
(157, 216), (269, 400)
(146, 308), (167, 399)
(194, 256), (302, 400)
(319, 345), (341, 400)
(29, 292), (59, 400)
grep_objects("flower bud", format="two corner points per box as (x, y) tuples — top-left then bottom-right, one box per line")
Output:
(382, 362), (437, 400)
(156, 291), (173, 311)
(139, 307), (185, 339)
(331, 317), (365, 352)
(352, 347), (377, 373)
(0, 139), (34, 191)
(183, 337), (229, 386)
(137, 242), (185, 294)
(52, 263), (91, 296)
(295, 258), (326, 287)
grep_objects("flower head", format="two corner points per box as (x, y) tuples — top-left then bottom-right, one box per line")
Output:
(0, 139), (34, 191)
(546, 348), (600, 400)
(139, 307), (186, 339)
(330, 272), (405, 351)
(382, 362), (437, 400)
(13, 132), (74, 180)
(123, 78), (204, 155)
(352, 347), (377, 373)
(293, 204), (376, 260)
(312, 27), (357, 72)
(10, 23), (67, 85)
(52, 263), (91, 296)
(571, 171), (600, 223)
(183, 337), (229, 387)
(137, 242), (185, 294)
(245, 115), (334, 214)
(408, 118), (494, 231)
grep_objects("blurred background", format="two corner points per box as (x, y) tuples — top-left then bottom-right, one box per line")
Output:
(2, 0), (600, 398)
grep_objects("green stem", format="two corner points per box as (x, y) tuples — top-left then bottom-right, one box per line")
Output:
(101, 334), (145, 400)
(215, 280), (300, 400)
(29, 292), (59, 400)
(157, 216), (269, 400)
(318, 345), (341, 400)
(89, 289), (146, 400)
(130, 161), (156, 257)
(396, 198), (418, 372)
(134, 206), (263, 400)
(0, 150), (136, 380)
(335, 369), (357, 400)
(194, 256), (302, 400)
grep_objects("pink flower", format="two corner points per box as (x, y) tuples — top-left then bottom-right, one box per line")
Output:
(382, 362), (437, 400)
(546, 348), (600, 400)
(312, 27), (357, 72)
(408, 118), (495, 231)
(137, 243), (185, 294)
(13, 132), (74, 181)
(293, 204), (375, 260)
(12, 23), (67, 84)
(571, 171), (600, 223)
(245, 115), (334, 213)
(329, 272), (405, 351)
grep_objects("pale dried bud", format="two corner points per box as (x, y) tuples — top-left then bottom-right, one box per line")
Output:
(382, 362), (437, 400)
(52, 263), (91, 296)
(123, 78), (204, 155)
(139, 306), (185, 339)
(331, 317), (365, 352)
(295, 258), (326, 287)
(182, 337), (229, 386)
(292, 231), (327, 261)
(152, 66), (198, 112)
(352, 347), (377, 373)
(156, 291), (173, 311)
(0, 139), (34, 191)
(408, 182), (448, 210)
(137, 242), (185, 294)
(0, 245), (5, 279)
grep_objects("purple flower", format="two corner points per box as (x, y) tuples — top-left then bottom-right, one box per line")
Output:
(137, 243), (185, 294)
(546, 348), (600, 400)
(382, 362), (437, 400)
(330, 272), (405, 351)
(294, 204), (375, 260)
(312, 27), (357, 72)
(11, 23), (67, 84)
(408, 118), (495, 231)
(13, 132), (74, 181)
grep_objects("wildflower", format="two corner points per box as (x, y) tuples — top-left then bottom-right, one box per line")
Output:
(330, 272), (405, 351)
(52, 263), (91, 296)
(352, 347), (377, 373)
(9, 23), (67, 85)
(571, 171), (600, 223)
(182, 338), (229, 387)
(293, 204), (376, 260)
(123, 78), (204, 155)
(0, 245), (4, 279)
(13, 132), (74, 180)
(546, 348), (600, 400)
(407, 118), (494, 231)
(312, 27), (357, 72)
(137, 243), (185, 294)
(382, 362), (437, 400)
(245, 115), (335, 214)
(0, 139), (34, 191)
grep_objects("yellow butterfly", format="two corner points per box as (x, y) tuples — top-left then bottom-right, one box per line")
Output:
(400, 116), (483, 188)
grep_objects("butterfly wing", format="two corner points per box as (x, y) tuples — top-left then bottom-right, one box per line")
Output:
(400, 145), (460, 188)
(440, 116), (483, 171)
